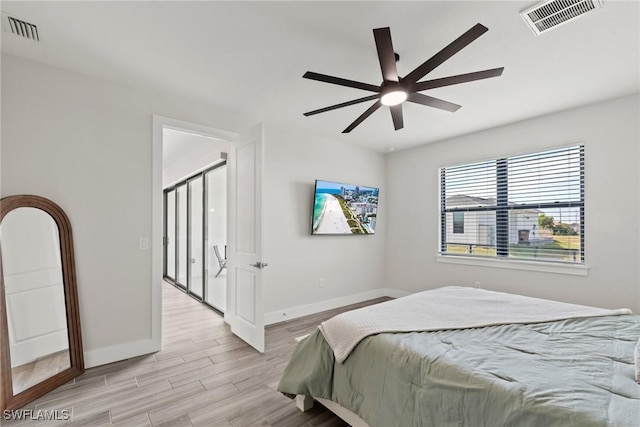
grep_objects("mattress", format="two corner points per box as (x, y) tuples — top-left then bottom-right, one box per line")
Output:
(278, 314), (640, 427)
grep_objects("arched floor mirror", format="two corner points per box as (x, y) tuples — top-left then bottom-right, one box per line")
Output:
(0, 195), (84, 411)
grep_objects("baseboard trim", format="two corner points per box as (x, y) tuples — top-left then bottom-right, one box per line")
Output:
(83, 338), (161, 369)
(86, 289), (411, 366)
(265, 288), (410, 325)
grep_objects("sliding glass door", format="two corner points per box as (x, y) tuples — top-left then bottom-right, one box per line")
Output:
(163, 163), (227, 312)
(205, 166), (227, 312)
(165, 190), (176, 280)
(188, 176), (204, 299)
(176, 184), (188, 289)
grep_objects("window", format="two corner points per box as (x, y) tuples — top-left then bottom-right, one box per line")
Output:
(440, 145), (584, 264)
(452, 212), (464, 234)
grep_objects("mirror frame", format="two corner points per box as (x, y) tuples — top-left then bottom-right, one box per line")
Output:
(0, 194), (84, 411)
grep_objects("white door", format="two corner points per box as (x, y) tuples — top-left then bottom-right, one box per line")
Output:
(227, 124), (265, 352)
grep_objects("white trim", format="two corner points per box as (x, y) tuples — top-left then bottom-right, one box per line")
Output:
(83, 338), (159, 369)
(158, 116), (238, 142)
(151, 116), (164, 355)
(264, 288), (409, 325)
(436, 255), (589, 276)
(152, 115), (238, 356)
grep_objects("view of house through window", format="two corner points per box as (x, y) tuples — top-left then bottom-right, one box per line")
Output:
(440, 145), (584, 264)
(452, 211), (464, 234)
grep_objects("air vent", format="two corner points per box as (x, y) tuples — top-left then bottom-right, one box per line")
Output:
(1, 12), (39, 41)
(520, 0), (603, 36)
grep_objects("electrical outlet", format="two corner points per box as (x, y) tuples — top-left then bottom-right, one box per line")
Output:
(319, 278), (325, 288)
(474, 281), (480, 288)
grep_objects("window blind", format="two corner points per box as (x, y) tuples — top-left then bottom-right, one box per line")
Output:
(440, 145), (584, 264)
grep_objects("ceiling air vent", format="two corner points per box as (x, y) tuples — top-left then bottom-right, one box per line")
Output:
(520, 0), (603, 36)
(1, 12), (39, 41)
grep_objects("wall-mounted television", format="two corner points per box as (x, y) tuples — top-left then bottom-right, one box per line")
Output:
(312, 179), (379, 235)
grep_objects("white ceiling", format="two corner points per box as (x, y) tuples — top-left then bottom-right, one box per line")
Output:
(2, 1), (639, 152)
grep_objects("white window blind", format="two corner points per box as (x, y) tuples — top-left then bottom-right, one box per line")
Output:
(440, 145), (584, 264)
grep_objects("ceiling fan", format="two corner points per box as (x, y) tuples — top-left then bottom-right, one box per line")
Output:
(303, 23), (504, 133)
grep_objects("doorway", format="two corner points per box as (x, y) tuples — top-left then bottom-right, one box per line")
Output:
(152, 116), (266, 353)
(163, 163), (227, 312)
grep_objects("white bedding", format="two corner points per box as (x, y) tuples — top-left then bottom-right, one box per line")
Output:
(318, 286), (632, 363)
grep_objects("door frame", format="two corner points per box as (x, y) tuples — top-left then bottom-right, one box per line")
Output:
(152, 116), (237, 350)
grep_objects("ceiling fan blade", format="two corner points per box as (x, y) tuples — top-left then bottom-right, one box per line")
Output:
(390, 104), (403, 130)
(407, 93), (461, 112)
(303, 71), (380, 93)
(404, 23), (488, 84)
(343, 101), (382, 133)
(303, 95), (380, 116)
(414, 67), (504, 92)
(373, 27), (399, 82)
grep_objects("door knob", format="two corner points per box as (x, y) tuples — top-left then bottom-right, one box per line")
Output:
(249, 262), (268, 269)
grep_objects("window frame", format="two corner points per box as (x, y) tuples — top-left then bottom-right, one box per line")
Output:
(439, 145), (585, 267)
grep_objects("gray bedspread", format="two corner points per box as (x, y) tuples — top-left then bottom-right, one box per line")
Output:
(278, 315), (640, 427)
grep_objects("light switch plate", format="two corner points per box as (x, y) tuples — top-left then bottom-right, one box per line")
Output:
(139, 237), (149, 250)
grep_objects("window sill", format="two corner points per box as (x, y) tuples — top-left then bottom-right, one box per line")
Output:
(436, 255), (589, 276)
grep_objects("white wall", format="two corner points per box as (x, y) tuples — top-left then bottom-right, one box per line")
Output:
(1, 54), (251, 367)
(1, 53), (389, 365)
(5, 52), (636, 369)
(262, 125), (387, 323)
(162, 129), (225, 188)
(385, 94), (640, 313)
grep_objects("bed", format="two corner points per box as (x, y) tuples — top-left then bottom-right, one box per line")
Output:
(277, 287), (640, 427)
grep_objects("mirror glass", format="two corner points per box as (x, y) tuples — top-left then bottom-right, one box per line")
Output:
(1, 207), (71, 395)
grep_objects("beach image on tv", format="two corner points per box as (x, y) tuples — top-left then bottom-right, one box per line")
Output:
(312, 180), (379, 235)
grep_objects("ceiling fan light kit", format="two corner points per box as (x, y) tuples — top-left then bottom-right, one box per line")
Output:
(303, 24), (504, 133)
(380, 89), (407, 106)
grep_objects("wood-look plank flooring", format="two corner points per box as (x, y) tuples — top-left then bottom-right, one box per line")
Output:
(2, 282), (388, 426)
(12, 350), (71, 395)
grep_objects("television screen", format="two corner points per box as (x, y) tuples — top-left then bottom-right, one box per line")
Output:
(312, 180), (379, 235)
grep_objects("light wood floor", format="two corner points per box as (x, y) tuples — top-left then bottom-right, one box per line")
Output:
(4, 282), (387, 426)
(12, 349), (71, 395)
